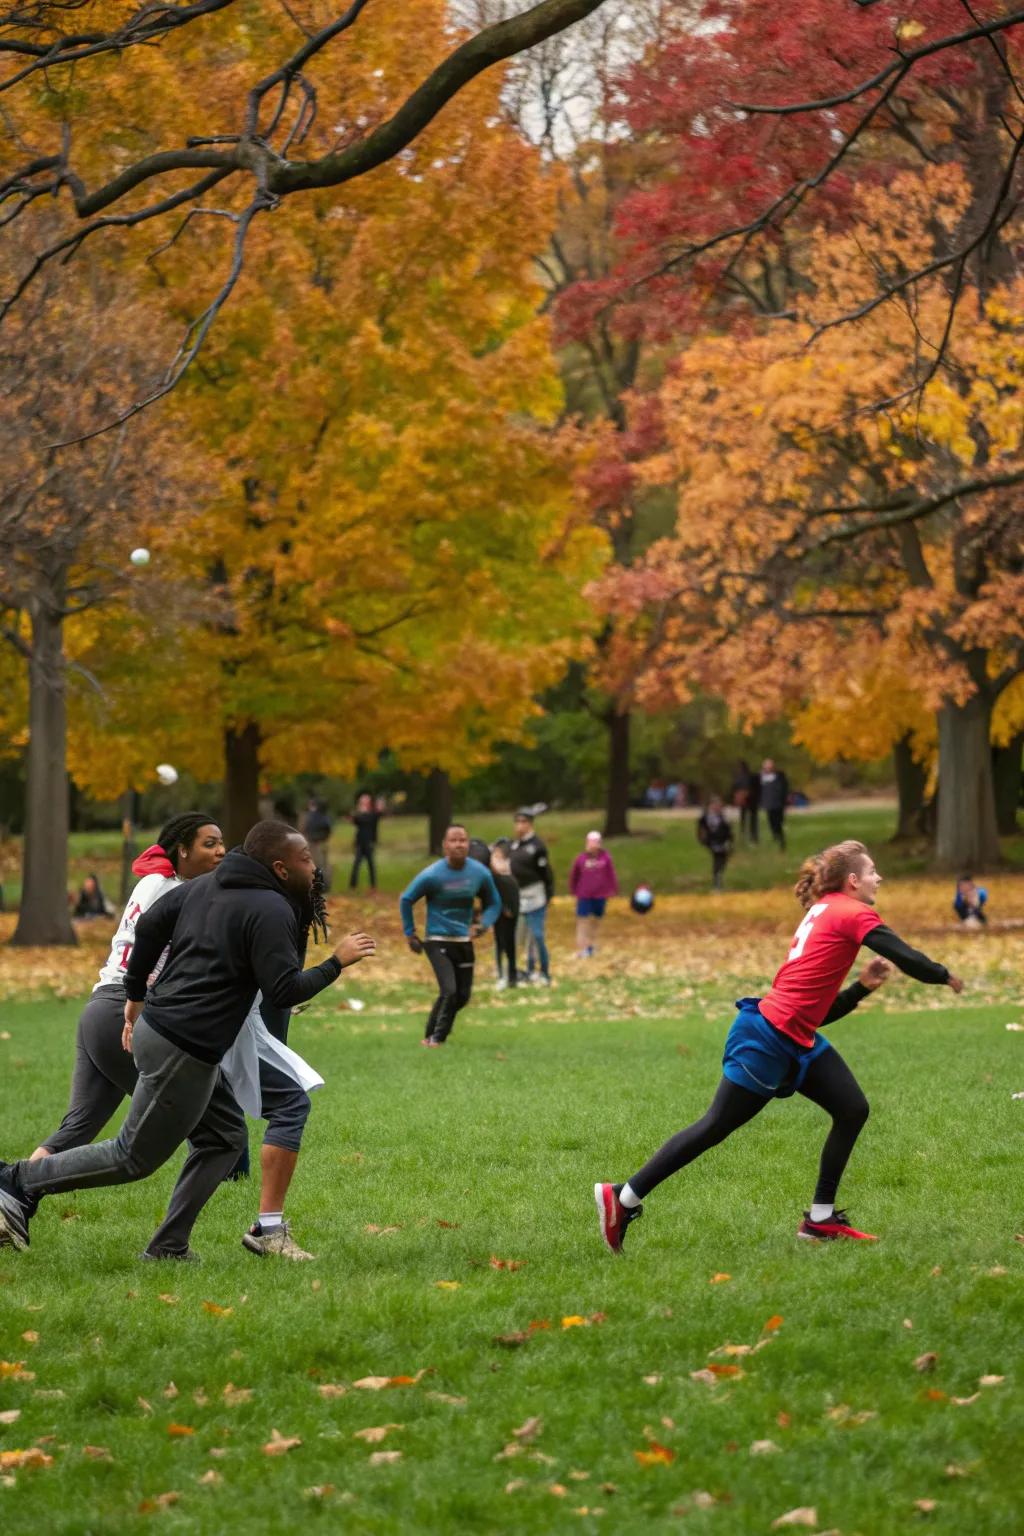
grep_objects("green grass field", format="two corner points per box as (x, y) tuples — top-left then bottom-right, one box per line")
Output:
(2, 893), (1023, 1534)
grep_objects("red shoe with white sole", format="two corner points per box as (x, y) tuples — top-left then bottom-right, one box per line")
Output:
(797, 1208), (878, 1241)
(594, 1182), (643, 1254)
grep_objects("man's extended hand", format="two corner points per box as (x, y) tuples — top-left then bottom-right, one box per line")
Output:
(122, 998), (143, 1052)
(334, 932), (376, 968)
(947, 973), (965, 994)
(407, 935), (424, 955)
(859, 957), (892, 991)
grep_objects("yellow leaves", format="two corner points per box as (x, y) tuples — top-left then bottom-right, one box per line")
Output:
(0, 1447), (53, 1471)
(353, 1424), (403, 1444)
(354, 1369), (428, 1390)
(896, 19), (926, 40)
(772, 1509), (818, 1529)
(262, 1429), (302, 1457)
(561, 1316), (588, 1330)
(709, 1273), (731, 1285)
(201, 1302), (234, 1318)
(167, 1424), (194, 1438)
(157, 1294), (179, 1307)
(434, 1281), (461, 1291)
(634, 1441), (674, 1468)
(0, 1362), (33, 1382)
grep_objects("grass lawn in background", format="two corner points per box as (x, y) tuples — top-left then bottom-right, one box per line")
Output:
(1, 885), (1023, 1534)
(11, 801), (1023, 912)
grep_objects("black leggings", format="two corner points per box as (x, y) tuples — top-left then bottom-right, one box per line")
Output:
(349, 845), (377, 888)
(493, 915), (517, 984)
(424, 940), (475, 1042)
(628, 1047), (869, 1205)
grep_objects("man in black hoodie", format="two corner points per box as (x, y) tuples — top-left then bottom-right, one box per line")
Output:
(0, 822), (375, 1257)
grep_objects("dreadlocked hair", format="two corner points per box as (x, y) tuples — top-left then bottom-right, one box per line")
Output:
(157, 812), (218, 873)
(794, 840), (870, 910)
(302, 866), (330, 946)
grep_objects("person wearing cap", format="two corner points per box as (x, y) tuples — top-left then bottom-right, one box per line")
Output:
(510, 806), (554, 986)
(568, 831), (619, 958)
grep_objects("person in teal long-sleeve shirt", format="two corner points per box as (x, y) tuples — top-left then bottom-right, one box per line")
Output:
(400, 824), (501, 1048)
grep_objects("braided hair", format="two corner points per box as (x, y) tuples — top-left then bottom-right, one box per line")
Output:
(156, 811), (218, 874)
(302, 867), (330, 946)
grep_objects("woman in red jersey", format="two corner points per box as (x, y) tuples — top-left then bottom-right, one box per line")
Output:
(595, 841), (963, 1251)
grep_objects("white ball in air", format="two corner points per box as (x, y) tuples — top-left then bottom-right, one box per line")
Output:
(130, 548), (151, 567)
(155, 763), (178, 786)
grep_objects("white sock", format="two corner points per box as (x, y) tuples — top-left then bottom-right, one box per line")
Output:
(810, 1203), (834, 1223)
(258, 1211), (284, 1231)
(619, 1184), (643, 1209)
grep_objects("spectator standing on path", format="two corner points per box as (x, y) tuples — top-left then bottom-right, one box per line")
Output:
(732, 760), (760, 844)
(510, 806), (555, 986)
(569, 831), (618, 958)
(697, 797), (735, 892)
(303, 797), (333, 888)
(349, 792), (381, 890)
(760, 759), (790, 850)
(489, 840), (520, 990)
(400, 824), (501, 1047)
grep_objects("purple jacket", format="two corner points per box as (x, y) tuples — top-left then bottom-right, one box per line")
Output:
(569, 849), (619, 900)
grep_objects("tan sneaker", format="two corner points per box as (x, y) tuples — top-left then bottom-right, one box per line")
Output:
(241, 1220), (315, 1261)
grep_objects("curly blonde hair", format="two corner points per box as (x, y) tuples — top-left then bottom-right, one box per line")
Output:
(793, 840), (870, 909)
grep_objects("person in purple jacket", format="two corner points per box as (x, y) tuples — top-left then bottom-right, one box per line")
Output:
(569, 831), (619, 959)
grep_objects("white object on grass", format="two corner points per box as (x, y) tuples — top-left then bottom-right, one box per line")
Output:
(347, 998), (366, 1012)
(130, 547), (151, 567)
(155, 763), (178, 786)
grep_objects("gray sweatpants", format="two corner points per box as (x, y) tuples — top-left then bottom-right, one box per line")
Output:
(43, 985), (139, 1153)
(19, 1016), (246, 1256)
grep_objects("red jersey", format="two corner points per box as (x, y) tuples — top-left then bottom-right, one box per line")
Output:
(760, 892), (882, 1048)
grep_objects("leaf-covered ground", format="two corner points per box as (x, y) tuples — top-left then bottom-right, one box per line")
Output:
(1, 882), (1023, 1533)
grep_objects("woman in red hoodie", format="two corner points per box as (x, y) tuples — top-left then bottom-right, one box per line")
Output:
(569, 831), (619, 959)
(29, 813), (224, 1164)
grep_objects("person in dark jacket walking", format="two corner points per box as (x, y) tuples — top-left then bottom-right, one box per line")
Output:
(697, 797), (735, 891)
(510, 807), (555, 985)
(348, 792), (381, 890)
(0, 822), (375, 1258)
(732, 760), (760, 844)
(759, 759), (790, 849)
(303, 797), (334, 888)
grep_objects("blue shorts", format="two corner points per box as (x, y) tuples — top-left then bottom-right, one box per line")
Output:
(576, 897), (607, 918)
(722, 998), (831, 1099)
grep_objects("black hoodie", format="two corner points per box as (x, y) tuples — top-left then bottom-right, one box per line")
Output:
(123, 850), (342, 1063)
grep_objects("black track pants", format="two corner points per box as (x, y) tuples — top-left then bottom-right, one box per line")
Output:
(423, 940), (475, 1042)
(627, 1046), (869, 1204)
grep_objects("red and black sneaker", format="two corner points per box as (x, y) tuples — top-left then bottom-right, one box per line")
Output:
(797, 1208), (878, 1242)
(594, 1182), (643, 1254)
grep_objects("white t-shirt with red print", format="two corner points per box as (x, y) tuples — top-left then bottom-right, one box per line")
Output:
(94, 849), (179, 991)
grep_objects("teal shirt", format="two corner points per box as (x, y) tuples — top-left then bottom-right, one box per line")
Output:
(399, 857), (501, 939)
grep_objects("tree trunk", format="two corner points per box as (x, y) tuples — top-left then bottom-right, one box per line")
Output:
(427, 768), (452, 856)
(993, 729), (1023, 836)
(603, 708), (631, 838)
(891, 733), (928, 841)
(934, 692), (1001, 870)
(11, 581), (77, 947)
(223, 722), (262, 849)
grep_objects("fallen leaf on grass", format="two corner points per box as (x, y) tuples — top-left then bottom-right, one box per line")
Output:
(980, 1374), (1005, 1387)
(157, 1294), (178, 1306)
(262, 1429), (302, 1456)
(368, 1450), (402, 1466)
(489, 1257), (525, 1271)
(777, 1411), (792, 1429)
(634, 1441), (674, 1467)
(363, 1225), (402, 1236)
(202, 1302), (233, 1318)
(569, 1469), (590, 1480)
(562, 1316), (588, 1329)
(167, 1424), (194, 1437)
(424, 1392), (466, 1407)
(825, 1404), (877, 1427)
(138, 1492), (179, 1513)
(709, 1273), (731, 1284)
(304, 1485), (336, 1499)
(771, 1508), (818, 1529)
(353, 1424), (402, 1444)
(945, 1462), (976, 1478)
(986, 1266), (1007, 1277)
(710, 1344), (751, 1358)
(550, 1482), (568, 1496)
(0, 1362), (33, 1382)
(137, 1397), (153, 1416)
(354, 1370), (427, 1390)
(222, 1384), (252, 1406)
(762, 1315), (784, 1333)
(0, 1448), (53, 1470)
(643, 1374), (662, 1384)
(690, 1370), (719, 1386)
(82, 1446), (112, 1461)
(20, 1331), (38, 1345)
(505, 1478), (526, 1493)
(0, 1409), (21, 1425)
(316, 1384), (347, 1400)
(493, 1332), (529, 1348)
(528, 1319), (551, 1332)
(163, 1383), (178, 1400)
(208, 1448), (228, 1460)
(750, 1440), (781, 1455)
(951, 1393), (980, 1406)
(923, 1389), (947, 1402)
(904, 1318), (914, 1330)
(437, 1220), (460, 1229)
(914, 1498), (937, 1514)
(197, 1470), (221, 1486)
(434, 1281), (461, 1291)
(512, 1416), (542, 1443)
(706, 1363), (743, 1378)
(914, 1353), (939, 1373)
(571, 1507), (605, 1517)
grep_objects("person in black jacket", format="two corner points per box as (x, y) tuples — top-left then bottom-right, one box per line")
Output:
(697, 796), (735, 891)
(348, 792), (381, 890)
(759, 758), (790, 849)
(0, 821), (375, 1259)
(489, 840), (520, 990)
(510, 807), (554, 985)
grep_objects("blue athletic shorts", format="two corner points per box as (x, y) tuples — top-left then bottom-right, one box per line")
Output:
(722, 998), (831, 1099)
(576, 897), (607, 918)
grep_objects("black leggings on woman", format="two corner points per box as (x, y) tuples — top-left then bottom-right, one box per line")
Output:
(627, 1047), (869, 1204)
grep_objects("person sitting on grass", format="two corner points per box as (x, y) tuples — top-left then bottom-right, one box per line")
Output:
(594, 839), (963, 1253)
(72, 873), (115, 919)
(953, 875), (987, 929)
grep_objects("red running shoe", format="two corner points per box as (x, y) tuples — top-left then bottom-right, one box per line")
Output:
(594, 1182), (643, 1254)
(797, 1208), (878, 1242)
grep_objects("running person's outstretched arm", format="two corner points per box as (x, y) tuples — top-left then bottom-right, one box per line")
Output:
(251, 909), (373, 1010)
(863, 925), (964, 991)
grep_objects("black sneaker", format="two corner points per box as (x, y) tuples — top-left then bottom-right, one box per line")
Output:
(594, 1182), (643, 1254)
(0, 1163), (32, 1251)
(140, 1246), (201, 1262)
